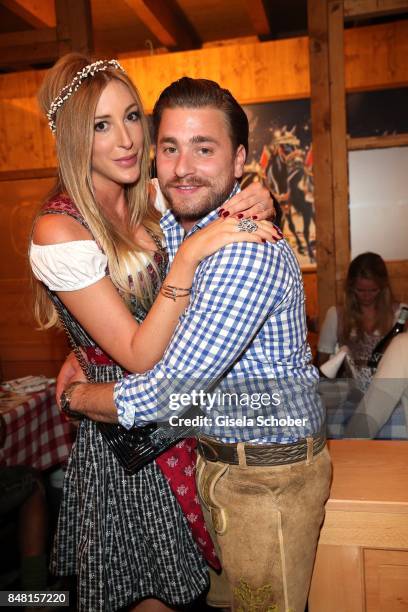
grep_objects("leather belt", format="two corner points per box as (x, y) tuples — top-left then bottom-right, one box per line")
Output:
(197, 433), (326, 466)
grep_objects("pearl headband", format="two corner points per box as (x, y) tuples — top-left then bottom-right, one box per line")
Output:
(46, 59), (125, 133)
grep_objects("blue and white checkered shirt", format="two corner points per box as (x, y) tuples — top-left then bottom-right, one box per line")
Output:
(114, 200), (324, 443)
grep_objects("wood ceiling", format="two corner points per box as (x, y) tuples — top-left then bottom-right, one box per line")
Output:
(0, 0), (407, 72)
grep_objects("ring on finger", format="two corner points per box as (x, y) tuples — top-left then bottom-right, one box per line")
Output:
(236, 218), (258, 233)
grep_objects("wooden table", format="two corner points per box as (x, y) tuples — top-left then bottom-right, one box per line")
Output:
(309, 440), (408, 612)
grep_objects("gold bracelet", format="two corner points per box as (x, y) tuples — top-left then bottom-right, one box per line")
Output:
(161, 284), (192, 301)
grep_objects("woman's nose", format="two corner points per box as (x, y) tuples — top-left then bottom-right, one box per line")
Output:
(117, 123), (133, 149)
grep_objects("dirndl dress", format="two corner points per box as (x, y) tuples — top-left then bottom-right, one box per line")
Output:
(37, 196), (214, 611)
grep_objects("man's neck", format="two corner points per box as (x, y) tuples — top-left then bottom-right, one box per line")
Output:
(180, 218), (198, 233)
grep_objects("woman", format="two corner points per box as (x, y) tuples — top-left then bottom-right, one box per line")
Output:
(29, 53), (278, 612)
(317, 252), (399, 389)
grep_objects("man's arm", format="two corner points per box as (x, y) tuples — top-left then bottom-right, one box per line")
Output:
(68, 242), (292, 425)
(68, 382), (117, 422)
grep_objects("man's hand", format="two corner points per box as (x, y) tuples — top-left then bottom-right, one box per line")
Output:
(56, 352), (87, 407)
(57, 354), (118, 423)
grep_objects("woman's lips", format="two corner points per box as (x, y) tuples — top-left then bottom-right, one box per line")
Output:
(114, 154), (138, 167)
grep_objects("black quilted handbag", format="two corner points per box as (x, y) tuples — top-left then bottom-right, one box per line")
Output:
(96, 421), (186, 474)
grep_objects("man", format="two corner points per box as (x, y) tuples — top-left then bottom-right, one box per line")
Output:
(61, 77), (331, 611)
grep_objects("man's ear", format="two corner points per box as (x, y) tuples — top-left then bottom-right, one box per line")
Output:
(234, 144), (247, 179)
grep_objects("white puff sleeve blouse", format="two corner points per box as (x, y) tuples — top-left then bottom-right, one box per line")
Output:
(30, 181), (167, 292)
(30, 240), (108, 291)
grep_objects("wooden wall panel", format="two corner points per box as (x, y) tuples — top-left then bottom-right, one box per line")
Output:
(344, 20), (408, 92)
(308, 0), (346, 328)
(0, 70), (54, 172)
(125, 19), (408, 112)
(388, 261), (408, 304)
(124, 34), (310, 113)
(309, 544), (364, 612)
(0, 176), (68, 379)
(365, 549), (408, 612)
(0, 21), (407, 172)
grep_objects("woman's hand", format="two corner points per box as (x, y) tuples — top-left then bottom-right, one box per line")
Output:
(218, 181), (277, 221)
(56, 352), (87, 407)
(176, 215), (282, 266)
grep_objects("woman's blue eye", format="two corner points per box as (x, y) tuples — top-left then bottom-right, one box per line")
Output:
(94, 121), (108, 132)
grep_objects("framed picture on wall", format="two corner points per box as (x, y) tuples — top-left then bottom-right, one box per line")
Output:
(241, 100), (315, 269)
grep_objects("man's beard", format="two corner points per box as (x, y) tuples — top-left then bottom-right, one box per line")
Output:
(160, 174), (236, 221)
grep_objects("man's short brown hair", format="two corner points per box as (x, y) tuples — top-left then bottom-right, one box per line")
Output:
(152, 77), (249, 155)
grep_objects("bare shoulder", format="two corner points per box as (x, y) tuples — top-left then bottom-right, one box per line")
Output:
(390, 333), (408, 352)
(32, 213), (92, 245)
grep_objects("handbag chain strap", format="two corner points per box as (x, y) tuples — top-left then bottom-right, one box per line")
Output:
(53, 297), (94, 382)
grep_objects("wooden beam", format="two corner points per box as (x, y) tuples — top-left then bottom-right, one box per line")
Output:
(308, 0), (337, 324)
(0, 28), (58, 67)
(202, 36), (259, 48)
(347, 133), (408, 150)
(1, 0), (55, 29)
(122, 0), (200, 50)
(329, 1), (350, 287)
(308, 0), (349, 325)
(55, 0), (93, 56)
(242, 0), (271, 37)
(0, 28), (56, 48)
(0, 168), (57, 182)
(344, 0), (408, 18)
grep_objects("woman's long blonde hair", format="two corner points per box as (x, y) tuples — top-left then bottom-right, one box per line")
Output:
(33, 53), (162, 328)
(341, 252), (395, 343)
